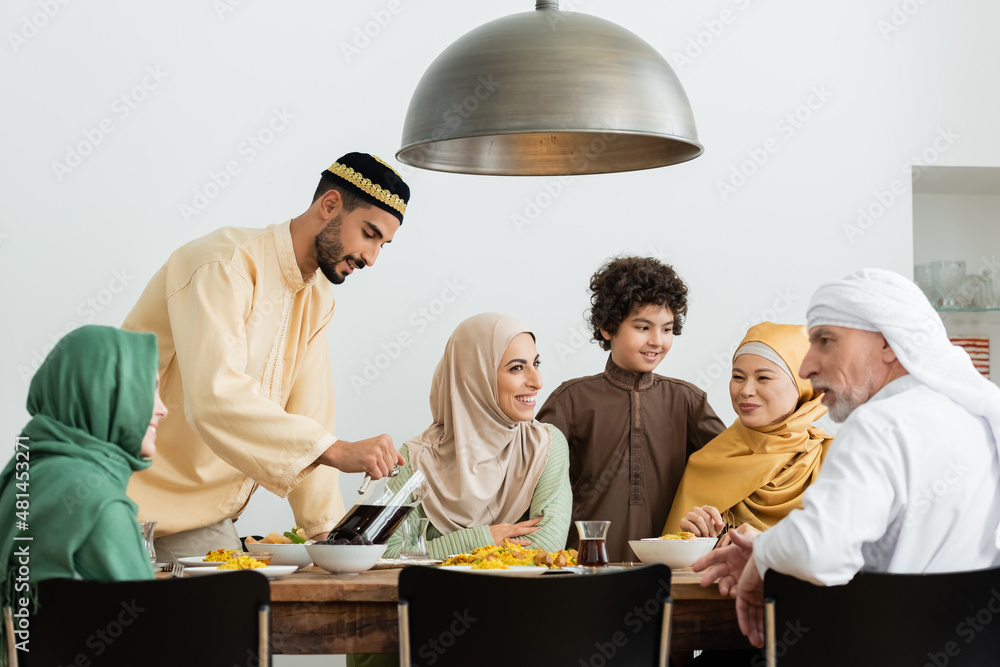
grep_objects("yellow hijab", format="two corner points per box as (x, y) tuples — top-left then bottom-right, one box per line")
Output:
(663, 322), (832, 533)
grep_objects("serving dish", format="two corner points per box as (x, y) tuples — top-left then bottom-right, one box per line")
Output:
(629, 537), (716, 569)
(306, 543), (387, 575)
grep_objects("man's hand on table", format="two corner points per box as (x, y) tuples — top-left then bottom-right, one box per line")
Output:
(735, 555), (765, 649)
(692, 528), (756, 596)
(319, 434), (405, 476)
(692, 530), (766, 648)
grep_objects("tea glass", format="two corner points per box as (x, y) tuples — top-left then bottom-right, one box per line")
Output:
(575, 520), (610, 568)
(139, 520), (157, 567)
(399, 517), (430, 559)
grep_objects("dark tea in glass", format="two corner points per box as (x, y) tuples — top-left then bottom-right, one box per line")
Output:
(576, 520), (611, 567)
(577, 537), (609, 567)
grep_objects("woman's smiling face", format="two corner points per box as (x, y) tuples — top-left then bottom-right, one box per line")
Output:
(497, 333), (542, 422)
(730, 354), (800, 428)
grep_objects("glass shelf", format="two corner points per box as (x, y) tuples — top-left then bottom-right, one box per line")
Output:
(936, 307), (1000, 313)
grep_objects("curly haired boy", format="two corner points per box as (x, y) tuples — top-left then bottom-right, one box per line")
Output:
(537, 256), (724, 561)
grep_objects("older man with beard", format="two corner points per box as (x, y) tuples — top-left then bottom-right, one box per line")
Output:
(694, 268), (1000, 649)
(122, 153), (408, 559)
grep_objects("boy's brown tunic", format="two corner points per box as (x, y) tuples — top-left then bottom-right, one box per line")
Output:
(537, 356), (725, 561)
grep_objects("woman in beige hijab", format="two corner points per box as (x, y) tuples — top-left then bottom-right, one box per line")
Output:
(381, 312), (572, 558)
(663, 322), (833, 539)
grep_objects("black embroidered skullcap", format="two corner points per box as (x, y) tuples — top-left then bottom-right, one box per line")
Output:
(321, 152), (410, 223)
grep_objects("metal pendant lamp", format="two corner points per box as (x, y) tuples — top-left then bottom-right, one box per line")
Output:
(396, 0), (702, 176)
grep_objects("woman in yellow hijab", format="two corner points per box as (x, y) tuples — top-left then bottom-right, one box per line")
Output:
(664, 322), (833, 537)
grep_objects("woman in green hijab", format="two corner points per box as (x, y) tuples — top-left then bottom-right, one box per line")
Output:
(1, 325), (167, 627)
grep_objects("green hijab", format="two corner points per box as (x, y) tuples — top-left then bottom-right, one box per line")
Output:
(0, 326), (158, 628)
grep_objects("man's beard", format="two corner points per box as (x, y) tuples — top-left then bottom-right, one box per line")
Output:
(823, 367), (879, 422)
(314, 214), (351, 285)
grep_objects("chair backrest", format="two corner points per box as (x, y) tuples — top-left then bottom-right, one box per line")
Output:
(398, 564), (673, 667)
(14, 571), (270, 667)
(764, 567), (1000, 667)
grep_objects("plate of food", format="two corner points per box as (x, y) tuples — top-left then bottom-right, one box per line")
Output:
(177, 549), (274, 568)
(176, 550), (244, 568)
(374, 557), (445, 569)
(184, 564), (298, 579)
(439, 541), (578, 573)
(441, 564), (552, 576)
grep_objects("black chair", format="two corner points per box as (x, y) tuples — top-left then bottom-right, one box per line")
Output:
(763, 567), (1000, 666)
(398, 564), (673, 666)
(8, 571), (271, 667)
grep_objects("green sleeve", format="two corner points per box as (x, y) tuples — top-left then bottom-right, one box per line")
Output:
(74, 502), (154, 581)
(519, 425), (572, 552)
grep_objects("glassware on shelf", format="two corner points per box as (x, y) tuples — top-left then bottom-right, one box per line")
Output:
(932, 260), (967, 308)
(983, 269), (1000, 309)
(914, 264), (941, 307)
(955, 275), (985, 309)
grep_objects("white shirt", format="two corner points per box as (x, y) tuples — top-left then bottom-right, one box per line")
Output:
(754, 375), (1000, 585)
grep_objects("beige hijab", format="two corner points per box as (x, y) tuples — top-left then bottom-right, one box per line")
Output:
(406, 313), (552, 534)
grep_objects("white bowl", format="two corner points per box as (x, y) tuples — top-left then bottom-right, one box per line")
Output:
(305, 543), (387, 575)
(628, 538), (716, 569)
(246, 542), (313, 568)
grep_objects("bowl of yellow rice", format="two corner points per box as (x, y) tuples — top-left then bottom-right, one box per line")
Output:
(629, 533), (716, 569)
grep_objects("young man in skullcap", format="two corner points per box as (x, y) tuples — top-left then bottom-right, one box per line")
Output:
(123, 153), (410, 559)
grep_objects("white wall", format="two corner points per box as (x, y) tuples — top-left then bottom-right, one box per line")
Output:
(3, 0), (999, 659)
(914, 194), (1000, 271)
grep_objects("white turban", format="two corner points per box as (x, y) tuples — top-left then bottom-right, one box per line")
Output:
(807, 268), (1000, 548)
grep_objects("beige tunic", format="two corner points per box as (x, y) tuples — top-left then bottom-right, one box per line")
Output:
(537, 356), (725, 561)
(123, 220), (344, 538)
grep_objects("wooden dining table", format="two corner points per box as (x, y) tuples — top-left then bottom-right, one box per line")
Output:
(253, 564), (753, 655)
